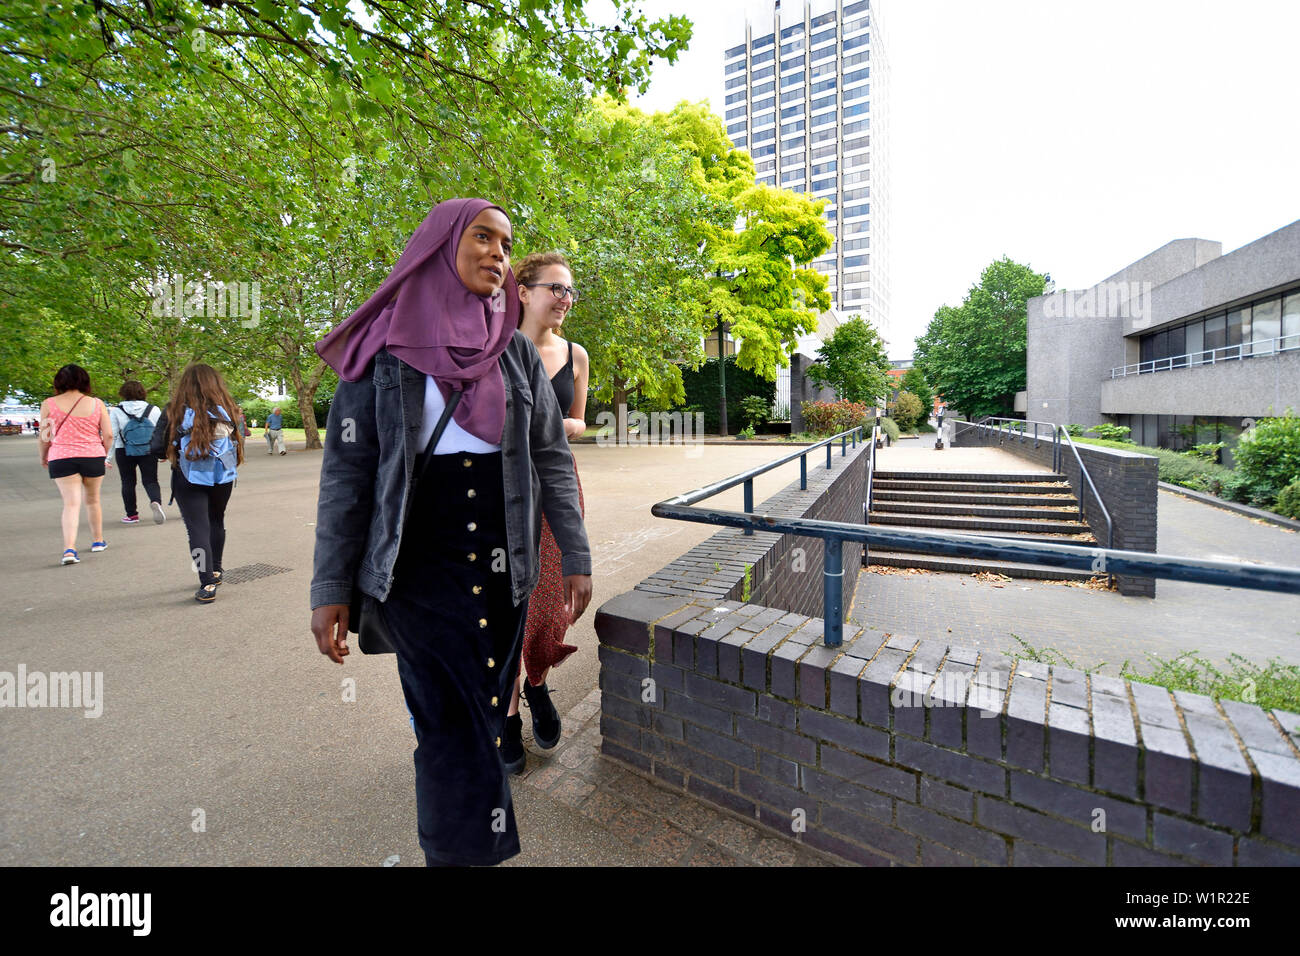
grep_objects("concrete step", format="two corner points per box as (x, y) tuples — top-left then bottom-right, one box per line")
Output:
(873, 479), (1072, 495)
(871, 500), (1083, 521)
(873, 489), (1078, 507)
(873, 470), (1066, 483)
(866, 550), (1096, 582)
(867, 512), (1091, 535)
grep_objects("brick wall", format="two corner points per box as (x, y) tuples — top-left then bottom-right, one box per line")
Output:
(594, 434), (1300, 865)
(950, 422), (1159, 597)
(596, 593), (1300, 866)
(637, 438), (868, 615)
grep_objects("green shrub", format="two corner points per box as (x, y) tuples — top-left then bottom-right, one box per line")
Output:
(891, 390), (924, 431)
(1065, 423), (1085, 437)
(1276, 480), (1300, 519)
(916, 422), (936, 433)
(739, 394), (772, 431)
(1086, 422), (1133, 442)
(679, 356), (774, 435)
(1234, 410), (1300, 492)
(1075, 437), (1232, 488)
(801, 399), (871, 437)
(1188, 441), (1224, 462)
(1122, 651), (1300, 713)
(737, 425), (756, 440)
(879, 416), (900, 441)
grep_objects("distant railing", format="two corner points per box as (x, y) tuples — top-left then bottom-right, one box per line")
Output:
(1109, 332), (1300, 378)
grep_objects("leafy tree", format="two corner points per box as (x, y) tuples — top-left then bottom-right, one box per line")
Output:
(891, 391), (924, 431)
(899, 367), (932, 418)
(806, 317), (892, 405)
(1234, 411), (1300, 495)
(913, 257), (1047, 419)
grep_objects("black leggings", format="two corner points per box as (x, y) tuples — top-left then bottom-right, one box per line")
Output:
(170, 468), (233, 586)
(115, 448), (160, 517)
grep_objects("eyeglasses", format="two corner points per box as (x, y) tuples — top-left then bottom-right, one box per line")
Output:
(522, 282), (580, 304)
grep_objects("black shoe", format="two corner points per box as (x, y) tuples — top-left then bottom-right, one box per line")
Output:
(521, 679), (561, 750)
(501, 714), (525, 775)
(195, 583), (217, 604)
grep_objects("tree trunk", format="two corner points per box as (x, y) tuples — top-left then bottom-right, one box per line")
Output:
(285, 358), (327, 450)
(612, 379), (630, 445)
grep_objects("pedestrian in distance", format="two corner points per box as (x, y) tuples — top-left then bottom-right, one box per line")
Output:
(310, 198), (592, 867)
(151, 363), (244, 604)
(502, 250), (590, 773)
(38, 364), (113, 565)
(264, 406), (286, 455)
(109, 380), (165, 525)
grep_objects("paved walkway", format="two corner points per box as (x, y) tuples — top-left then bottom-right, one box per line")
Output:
(876, 432), (1054, 474)
(853, 486), (1300, 673)
(0, 435), (833, 866)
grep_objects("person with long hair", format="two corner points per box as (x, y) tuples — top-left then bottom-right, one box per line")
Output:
(310, 198), (591, 867)
(109, 379), (165, 525)
(502, 251), (590, 772)
(150, 363), (244, 603)
(38, 364), (113, 565)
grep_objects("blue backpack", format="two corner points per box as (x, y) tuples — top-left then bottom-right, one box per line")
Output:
(176, 406), (238, 486)
(120, 404), (156, 456)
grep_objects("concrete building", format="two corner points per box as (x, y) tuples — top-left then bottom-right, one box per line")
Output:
(722, 0), (891, 337)
(1026, 218), (1300, 463)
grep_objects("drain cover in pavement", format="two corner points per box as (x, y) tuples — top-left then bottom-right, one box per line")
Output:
(221, 563), (293, 585)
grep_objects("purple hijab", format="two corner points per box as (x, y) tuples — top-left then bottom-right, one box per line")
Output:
(315, 198), (519, 445)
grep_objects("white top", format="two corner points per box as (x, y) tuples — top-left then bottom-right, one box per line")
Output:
(417, 375), (501, 455)
(109, 399), (162, 451)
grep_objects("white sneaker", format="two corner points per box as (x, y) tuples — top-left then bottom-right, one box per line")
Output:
(151, 500), (166, 525)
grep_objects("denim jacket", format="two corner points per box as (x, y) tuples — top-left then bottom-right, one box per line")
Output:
(310, 331), (590, 610)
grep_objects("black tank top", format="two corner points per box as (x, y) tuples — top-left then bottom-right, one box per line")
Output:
(549, 340), (575, 416)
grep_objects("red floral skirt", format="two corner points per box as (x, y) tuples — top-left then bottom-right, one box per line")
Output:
(522, 456), (584, 686)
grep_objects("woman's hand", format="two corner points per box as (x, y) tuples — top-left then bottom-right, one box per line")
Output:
(563, 418), (586, 440)
(563, 574), (593, 624)
(312, 604), (351, 663)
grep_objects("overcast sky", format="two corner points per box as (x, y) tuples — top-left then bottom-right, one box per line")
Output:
(616, 0), (1300, 359)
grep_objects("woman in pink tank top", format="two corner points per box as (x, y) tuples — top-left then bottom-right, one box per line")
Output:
(39, 364), (114, 565)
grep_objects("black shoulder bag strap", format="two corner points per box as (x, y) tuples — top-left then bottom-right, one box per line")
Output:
(352, 387), (462, 652)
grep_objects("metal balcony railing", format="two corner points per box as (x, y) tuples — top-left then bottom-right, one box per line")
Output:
(1109, 332), (1300, 378)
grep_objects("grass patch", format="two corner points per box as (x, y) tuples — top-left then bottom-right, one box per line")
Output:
(1008, 634), (1300, 712)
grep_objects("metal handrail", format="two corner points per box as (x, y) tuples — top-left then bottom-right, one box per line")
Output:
(1109, 332), (1300, 378)
(864, 421), (880, 524)
(954, 417), (1115, 556)
(652, 489), (1300, 648)
(666, 424), (865, 537)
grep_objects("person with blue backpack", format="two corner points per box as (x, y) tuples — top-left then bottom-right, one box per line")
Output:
(109, 380), (165, 526)
(150, 363), (244, 604)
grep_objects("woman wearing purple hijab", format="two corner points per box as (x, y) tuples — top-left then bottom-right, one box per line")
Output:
(309, 198), (592, 866)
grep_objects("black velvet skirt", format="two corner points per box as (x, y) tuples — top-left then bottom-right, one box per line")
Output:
(378, 450), (527, 866)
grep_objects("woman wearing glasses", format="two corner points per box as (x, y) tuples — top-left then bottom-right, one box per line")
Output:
(502, 252), (589, 772)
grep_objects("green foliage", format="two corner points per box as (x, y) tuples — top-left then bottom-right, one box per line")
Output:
(879, 417), (901, 442)
(1086, 423), (1133, 443)
(1234, 411), (1300, 493)
(737, 426), (756, 440)
(1122, 652), (1300, 713)
(899, 367), (932, 416)
(1065, 423), (1085, 437)
(1188, 442), (1225, 463)
(801, 400), (871, 437)
(914, 258), (1047, 418)
(891, 391), (924, 431)
(741, 564), (752, 603)
(915, 422), (936, 434)
(678, 356), (773, 434)
(806, 317), (892, 404)
(1275, 481), (1300, 519)
(1076, 437), (1229, 486)
(740, 394), (772, 430)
